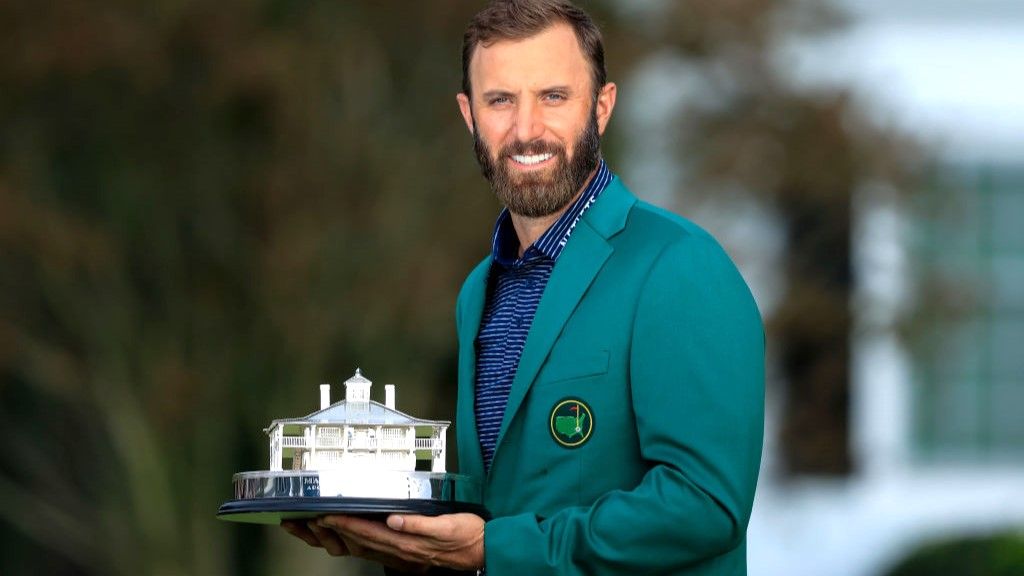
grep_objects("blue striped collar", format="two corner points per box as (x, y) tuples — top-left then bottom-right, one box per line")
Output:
(491, 159), (613, 267)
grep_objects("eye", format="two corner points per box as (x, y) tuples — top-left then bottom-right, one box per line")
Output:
(543, 92), (568, 102)
(488, 95), (512, 106)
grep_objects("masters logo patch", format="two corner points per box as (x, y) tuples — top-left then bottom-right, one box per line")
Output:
(549, 398), (594, 448)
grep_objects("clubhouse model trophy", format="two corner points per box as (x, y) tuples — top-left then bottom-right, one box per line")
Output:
(217, 369), (487, 524)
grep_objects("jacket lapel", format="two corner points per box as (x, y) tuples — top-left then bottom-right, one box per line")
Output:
(491, 178), (636, 459)
(456, 258), (490, 482)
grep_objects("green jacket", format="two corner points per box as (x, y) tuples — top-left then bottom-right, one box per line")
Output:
(454, 177), (765, 575)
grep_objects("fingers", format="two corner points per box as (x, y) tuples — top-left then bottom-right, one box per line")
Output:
(280, 520), (323, 548)
(320, 516), (422, 560)
(317, 516), (428, 571)
(281, 515), (426, 570)
(307, 520), (350, 556)
(279, 518), (352, 557)
(320, 515), (390, 539)
(281, 514), (484, 573)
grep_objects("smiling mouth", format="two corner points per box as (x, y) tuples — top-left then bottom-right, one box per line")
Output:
(510, 153), (554, 166)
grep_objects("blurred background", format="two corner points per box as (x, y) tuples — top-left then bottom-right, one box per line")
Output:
(0, 1), (1020, 575)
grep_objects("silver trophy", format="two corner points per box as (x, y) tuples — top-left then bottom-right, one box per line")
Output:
(217, 369), (486, 524)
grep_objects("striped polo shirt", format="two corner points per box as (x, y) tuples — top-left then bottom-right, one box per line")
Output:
(475, 159), (613, 471)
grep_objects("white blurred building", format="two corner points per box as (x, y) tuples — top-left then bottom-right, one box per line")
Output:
(748, 2), (1024, 575)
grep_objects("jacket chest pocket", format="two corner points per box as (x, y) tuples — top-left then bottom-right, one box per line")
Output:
(536, 348), (609, 386)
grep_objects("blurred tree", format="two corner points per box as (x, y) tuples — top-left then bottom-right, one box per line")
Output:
(0, 1), (918, 575)
(0, 2), (488, 575)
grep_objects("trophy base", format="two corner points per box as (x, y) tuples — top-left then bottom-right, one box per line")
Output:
(217, 497), (490, 524)
(217, 469), (487, 525)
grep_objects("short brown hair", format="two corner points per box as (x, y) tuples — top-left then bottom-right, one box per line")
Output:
(461, 0), (607, 99)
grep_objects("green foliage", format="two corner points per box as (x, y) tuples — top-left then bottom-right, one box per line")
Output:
(0, 2), (487, 575)
(883, 532), (1024, 576)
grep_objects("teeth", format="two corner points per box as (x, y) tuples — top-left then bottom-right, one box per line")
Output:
(512, 153), (553, 165)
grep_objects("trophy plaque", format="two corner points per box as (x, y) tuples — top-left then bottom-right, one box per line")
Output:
(217, 369), (487, 524)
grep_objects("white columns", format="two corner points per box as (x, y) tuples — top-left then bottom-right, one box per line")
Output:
(432, 426), (447, 472)
(376, 426), (382, 465)
(309, 424), (316, 469)
(271, 425), (283, 471)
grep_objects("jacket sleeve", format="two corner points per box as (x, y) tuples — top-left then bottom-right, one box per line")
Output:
(481, 234), (765, 575)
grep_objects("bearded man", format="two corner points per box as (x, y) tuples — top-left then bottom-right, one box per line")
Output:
(284, 1), (765, 574)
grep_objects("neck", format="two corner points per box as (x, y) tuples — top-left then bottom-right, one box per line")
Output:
(508, 211), (564, 258)
(508, 166), (598, 258)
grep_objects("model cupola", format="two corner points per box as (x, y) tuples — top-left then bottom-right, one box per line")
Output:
(345, 368), (372, 403)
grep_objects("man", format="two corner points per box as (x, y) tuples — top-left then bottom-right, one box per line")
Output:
(283, 1), (764, 574)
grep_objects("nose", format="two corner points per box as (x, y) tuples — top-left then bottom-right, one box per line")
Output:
(514, 99), (545, 144)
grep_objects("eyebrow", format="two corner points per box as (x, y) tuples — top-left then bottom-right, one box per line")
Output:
(539, 85), (573, 95)
(480, 86), (575, 100)
(481, 89), (515, 101)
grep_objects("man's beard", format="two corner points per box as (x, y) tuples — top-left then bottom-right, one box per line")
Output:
(473, 106), (601, 218)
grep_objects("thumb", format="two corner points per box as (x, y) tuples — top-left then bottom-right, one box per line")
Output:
(386, 514), (405, 531)
(386, 514), (433, 534)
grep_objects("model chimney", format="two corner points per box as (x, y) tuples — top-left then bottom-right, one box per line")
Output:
(319, 384), (331, 410)
(385, 384), (396, 410)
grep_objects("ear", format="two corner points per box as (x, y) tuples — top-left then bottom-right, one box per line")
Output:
(595, 82), (617, 136)
(456, 93), (475, 135)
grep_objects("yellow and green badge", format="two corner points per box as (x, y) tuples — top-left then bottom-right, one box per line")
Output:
(549, 398), (594, 448)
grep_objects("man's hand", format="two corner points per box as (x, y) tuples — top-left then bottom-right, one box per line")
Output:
(281, 513), (485, 572)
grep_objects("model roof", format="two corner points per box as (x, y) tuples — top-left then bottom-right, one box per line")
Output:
(266, 399), (450, 430)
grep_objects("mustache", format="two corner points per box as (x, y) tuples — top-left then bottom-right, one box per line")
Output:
(498, 139), (565, 159)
